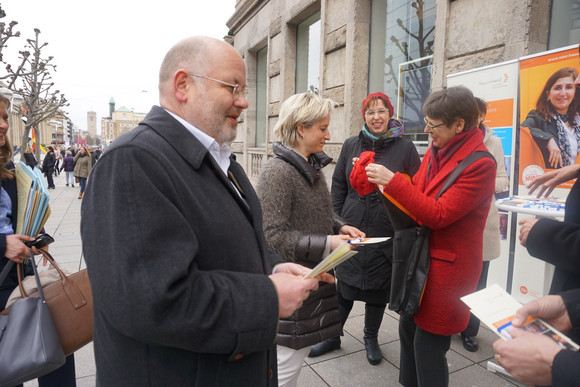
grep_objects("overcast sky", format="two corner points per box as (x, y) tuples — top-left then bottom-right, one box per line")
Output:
(2, 0), (235, 132)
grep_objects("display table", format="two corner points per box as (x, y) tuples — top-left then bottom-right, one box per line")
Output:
(495, 196), (565, 303)
(495, 196), (565, 218)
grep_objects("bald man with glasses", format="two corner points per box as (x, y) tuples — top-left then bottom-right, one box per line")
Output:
(80, 36), (330, 387)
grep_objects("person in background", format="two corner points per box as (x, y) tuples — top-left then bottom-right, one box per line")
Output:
(80, 36), (325, 386)
(60, 151), (75, 187)
(73, 146), (92, 199)
(364, 86), (496, 386)
(41, 146), (56, 189)
(54, 147), (62, 176)
(257, 92), (364, 386)
(460, 97), (509, 352)
(89, 147), (97, 166)
(0, 94), (77, 387)
(309, 92), (420, 365)
(521, 67), (580, 168)
(493, 290), (580, 386)
(22, 145), (38, 170)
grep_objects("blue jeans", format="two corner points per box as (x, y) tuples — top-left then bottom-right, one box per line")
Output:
(65, 171), (74, 185)
(79, 177), (87, 193)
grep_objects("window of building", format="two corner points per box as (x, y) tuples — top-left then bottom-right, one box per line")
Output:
(256, 46), (268, 147)
(548, 0), (580, 49)
(296, 11), (321, 93)
(368, 0), (436, 143)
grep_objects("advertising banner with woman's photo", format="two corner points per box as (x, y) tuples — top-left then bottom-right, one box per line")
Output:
(519, 46), (580, 189)
(514, 45), (580, 303)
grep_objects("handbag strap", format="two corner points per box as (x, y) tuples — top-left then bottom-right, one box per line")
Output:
(435, 150), (494, 200)
(27, 250), (47, 302)
(0, 251), (46, 302)
(0, 259), (14, 287)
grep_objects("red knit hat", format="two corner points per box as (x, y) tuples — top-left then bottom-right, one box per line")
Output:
(349, 151), (377, 196)
(362, 92), (394, 118)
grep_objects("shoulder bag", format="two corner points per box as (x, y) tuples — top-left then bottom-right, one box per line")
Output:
(1, 249), (93, 356)
(387, 151), (494, 315)
(0, 251), (66, 387)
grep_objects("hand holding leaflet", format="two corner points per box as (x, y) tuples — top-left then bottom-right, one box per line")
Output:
(461, 284), (578, 350)
(348, 237), (390, 245)
(303, 242), (357, 279)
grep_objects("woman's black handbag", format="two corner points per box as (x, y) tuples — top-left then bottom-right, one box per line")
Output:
(0, 251), (66, 387)
(387, 151), (494, 315)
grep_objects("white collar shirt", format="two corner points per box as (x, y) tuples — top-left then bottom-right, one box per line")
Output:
(165, 109), (232, 176)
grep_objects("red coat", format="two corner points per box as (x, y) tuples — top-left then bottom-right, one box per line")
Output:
(384, 130), (496, 335)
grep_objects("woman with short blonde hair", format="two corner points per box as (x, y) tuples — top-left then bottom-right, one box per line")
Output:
(258, 92), (363, 386)
(274, 92), (335, 148)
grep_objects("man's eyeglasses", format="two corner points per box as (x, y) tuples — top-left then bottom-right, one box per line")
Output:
(365, 109), (389, 117)
(423, 117), (446, 130)
(188, 72), (247, 98)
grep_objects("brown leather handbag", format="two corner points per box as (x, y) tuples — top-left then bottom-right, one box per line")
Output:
(2, 250), (93, 356)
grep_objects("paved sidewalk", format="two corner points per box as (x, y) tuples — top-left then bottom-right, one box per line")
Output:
(23, 162), (523, 387)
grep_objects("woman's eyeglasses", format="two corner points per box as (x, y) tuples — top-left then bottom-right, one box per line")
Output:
(423, 117), (446, 130)
(365, 109), (389, 117)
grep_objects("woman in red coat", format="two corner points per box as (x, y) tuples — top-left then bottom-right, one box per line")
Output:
(365, 86), (496, 387)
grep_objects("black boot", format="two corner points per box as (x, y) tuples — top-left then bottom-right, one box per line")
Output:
(308, 336), (341, 357)
(363, 304), (386, 365)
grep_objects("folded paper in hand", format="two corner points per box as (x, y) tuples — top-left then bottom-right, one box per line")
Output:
(461, 284), (579, 351)
(303, 243), (358, 279)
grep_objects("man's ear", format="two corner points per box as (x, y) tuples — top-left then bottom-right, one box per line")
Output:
(174, 70), (190, 103)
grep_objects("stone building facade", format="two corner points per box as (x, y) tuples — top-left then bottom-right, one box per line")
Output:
(225, 0), (578, 185)
(100, 104), (146, 147)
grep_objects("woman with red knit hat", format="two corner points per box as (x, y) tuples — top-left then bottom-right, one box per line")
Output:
(308, 92), (420, 364)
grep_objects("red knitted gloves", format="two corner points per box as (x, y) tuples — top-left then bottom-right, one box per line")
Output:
(349, 151), (377, 196)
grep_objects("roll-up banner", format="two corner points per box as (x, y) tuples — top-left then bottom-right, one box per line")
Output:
(447, 61), (518, 292)
(512, 45), (580, 303)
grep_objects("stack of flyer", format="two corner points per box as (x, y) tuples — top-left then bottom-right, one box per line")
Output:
(461, 284), (578, 350)
(14, 161), (51, 237)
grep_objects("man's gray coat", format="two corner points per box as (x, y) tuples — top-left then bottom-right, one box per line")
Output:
(81, 106), (282, 386)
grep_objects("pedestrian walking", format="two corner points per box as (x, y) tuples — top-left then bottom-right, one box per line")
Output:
(54, 147), (62, 176)
(42, 146), (56, 189)
(22, 146), (38, 169)
(73, 146), (91, 199)
(60, 151), (75, 187)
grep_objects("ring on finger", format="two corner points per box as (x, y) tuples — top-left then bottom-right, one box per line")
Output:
(495, 353), (503, 367)
(373, 167), (376, 173)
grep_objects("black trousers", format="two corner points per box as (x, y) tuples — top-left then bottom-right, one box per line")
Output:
(399, 313), (451, 387)
(45, 171), (55, 188)
(461, 261), (490, 337)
